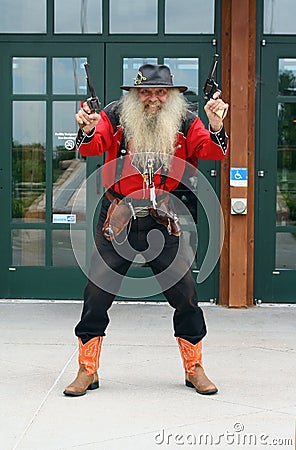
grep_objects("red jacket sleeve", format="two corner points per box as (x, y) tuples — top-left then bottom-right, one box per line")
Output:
(186, 117), (229, 160)
(78, 111), (115, 157)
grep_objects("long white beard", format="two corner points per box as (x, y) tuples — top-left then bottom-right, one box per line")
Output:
(119, 89), (188, 170)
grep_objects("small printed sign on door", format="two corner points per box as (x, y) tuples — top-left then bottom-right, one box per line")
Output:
(52, 214), (76, 224)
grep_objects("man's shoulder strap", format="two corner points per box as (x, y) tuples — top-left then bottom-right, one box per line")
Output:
(103, 101), (121, 133)
(103, 101), (126, 187)
(180, 109), (197, 137)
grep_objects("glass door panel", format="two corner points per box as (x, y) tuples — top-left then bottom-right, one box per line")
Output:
(52, 229), (86, 266)
(276, 99), (296, 271)
(54, 0), (102, 34)
(277, 101), (296, 227)
(165, 0), (215, 34)
(13, 57), (46, 94)
(52, 57), (88, 94)
(12, 101), (46, 223)
(109, 0), (158, 34)
(163, 57), (199, 95)
(12, 229), (45, 266)
(123, 57), (158, 86)
(52, 101), (86, 222)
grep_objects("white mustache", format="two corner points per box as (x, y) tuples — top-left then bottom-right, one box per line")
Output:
(145, 101), (161, 107)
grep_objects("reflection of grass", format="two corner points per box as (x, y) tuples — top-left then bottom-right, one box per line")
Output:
(278, 167), (296, 223)
(12, 145), (46, 219)
(12, 194), (41, 218)
(12, 145), (76, 218)
(282, 193), (296, 222)
(12, 145), (46, 184)
(12, 199), (23, 218)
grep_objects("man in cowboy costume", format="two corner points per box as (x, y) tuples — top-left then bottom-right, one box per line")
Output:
(64, 64), (229, 397)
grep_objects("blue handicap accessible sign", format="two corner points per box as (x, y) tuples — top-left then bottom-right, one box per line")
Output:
(230, 167), (248, 186)
(52, 214), (76, 224)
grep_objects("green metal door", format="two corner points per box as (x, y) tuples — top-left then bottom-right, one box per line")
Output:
(255, 44), (296, 302)
(0, 43), (104, 299)
(106, 43), (223, 302)
(0, 42), (223, 301)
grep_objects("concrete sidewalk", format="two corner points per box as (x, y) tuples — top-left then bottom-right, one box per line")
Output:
(0, 301), (295, 450)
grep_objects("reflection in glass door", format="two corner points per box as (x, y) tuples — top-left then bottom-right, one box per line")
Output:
(276, 96), (296, 270)
(11, 57), (88, 268)
(276, 61), (296, 269)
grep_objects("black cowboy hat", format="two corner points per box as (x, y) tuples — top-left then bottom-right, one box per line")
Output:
(120, 64), (187, 93)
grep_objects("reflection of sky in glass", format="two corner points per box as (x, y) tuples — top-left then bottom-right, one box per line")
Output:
(54, 0), (102, 33)
(53, 102), (80, 151)
(279, 59), (296, 73)
(264, 0), (296, 34)
(13, 102), (46, 146)
(110, 0), (157, 33)
(53, 58), (87, 95)
(165, 0), (214, 34)
(279, 60), (296, 82)
(164, 58), (199, 95)
(123, 58), (158, 86)
(278, 60), (296, 96)
(13, 58), (46, 94)
(0, 0), (46, 33)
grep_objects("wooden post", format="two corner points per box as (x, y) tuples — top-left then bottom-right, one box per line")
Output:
(220, 0), (256, 307)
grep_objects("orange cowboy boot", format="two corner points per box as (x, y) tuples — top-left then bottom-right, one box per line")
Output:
(63, 336), (103, 397)
(177, 337), (218, 395)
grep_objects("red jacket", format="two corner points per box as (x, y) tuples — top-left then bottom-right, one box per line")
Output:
(77, 102), (229, 199)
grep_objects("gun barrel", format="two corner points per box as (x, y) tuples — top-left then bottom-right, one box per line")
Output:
(208, 54), (219, 80)
(84, 62), (96, 98)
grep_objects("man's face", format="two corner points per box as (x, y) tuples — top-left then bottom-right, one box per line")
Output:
(138, 88), (169, 114)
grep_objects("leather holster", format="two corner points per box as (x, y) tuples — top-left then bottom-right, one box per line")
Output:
(102, 198), (132, 241)
(149, 197), (182, 237)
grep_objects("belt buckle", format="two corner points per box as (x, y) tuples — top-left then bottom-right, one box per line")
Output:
(123, 196), (151, 217)
(134, 206), (150, 218)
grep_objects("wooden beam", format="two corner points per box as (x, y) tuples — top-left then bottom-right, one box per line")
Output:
(219, 0), (231, 306)
(229, 0), (249, 307)
(219, 0), (256, 307)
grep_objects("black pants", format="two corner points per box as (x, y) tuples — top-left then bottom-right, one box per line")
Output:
(75, 195), (207, 345)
